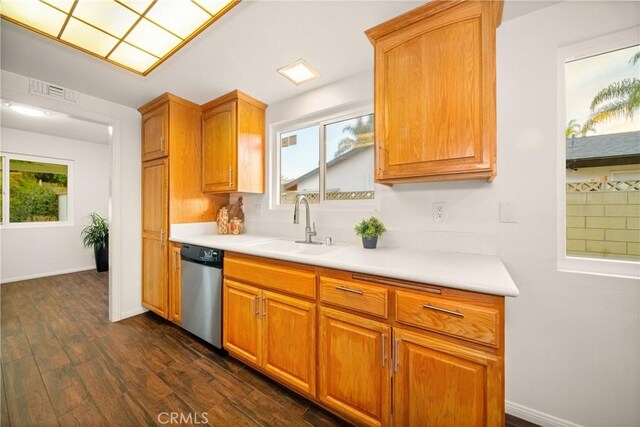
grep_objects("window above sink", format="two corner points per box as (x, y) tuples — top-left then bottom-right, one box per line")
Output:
(270, 103), (380, 212)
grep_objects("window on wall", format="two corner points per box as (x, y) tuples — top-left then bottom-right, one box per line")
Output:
(559, 30), (639, 277)
(0, 154), (72, 226)
(278, 112), (375, 205)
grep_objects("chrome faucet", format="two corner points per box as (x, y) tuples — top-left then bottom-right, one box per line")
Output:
(293, 195), (321, 244)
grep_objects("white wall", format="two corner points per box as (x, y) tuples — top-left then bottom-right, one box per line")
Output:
(0, 128), (109, 282)
(241, 2), (640, 425)
(1, 70), (143, 321)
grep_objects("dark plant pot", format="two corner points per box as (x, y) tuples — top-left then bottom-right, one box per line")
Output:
(94, 245), (109, 272)
(362, 236), (378, 249)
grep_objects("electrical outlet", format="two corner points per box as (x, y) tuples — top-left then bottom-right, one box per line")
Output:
(433, 202), (447, 222)
(255, 204), (262, 216)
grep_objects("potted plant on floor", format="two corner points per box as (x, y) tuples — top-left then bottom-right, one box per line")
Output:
(81, 213), (109, 272)
(354, 216), (386, 249)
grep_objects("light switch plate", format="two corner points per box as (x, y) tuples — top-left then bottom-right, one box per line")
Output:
(499, 200), (517, 223)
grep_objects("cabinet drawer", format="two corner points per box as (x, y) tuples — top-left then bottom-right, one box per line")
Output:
(320, 277), (388, 318)
(395, 290), (499, 347)
(225, 256), (316, 299)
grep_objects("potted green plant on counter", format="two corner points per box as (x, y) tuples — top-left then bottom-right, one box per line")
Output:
(354, 216), (386, 249)
(81, 213), (109, 272)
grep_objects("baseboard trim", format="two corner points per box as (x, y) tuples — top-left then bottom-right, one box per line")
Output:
(0, 266), (96, 284)
(506, 401), (584, 427)
(120, 306), (148, 320)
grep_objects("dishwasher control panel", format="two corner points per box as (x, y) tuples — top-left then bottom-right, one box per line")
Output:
(181, 244), (223, 267)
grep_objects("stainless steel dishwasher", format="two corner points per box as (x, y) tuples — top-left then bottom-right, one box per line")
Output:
(180, 244), (223, 348)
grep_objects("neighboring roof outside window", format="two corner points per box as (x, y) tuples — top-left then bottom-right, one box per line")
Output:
(282, 145), (371, 191)
(566, 130), (640, 168)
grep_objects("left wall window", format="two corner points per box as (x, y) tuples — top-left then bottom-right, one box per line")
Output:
(0, 154), (72, 226)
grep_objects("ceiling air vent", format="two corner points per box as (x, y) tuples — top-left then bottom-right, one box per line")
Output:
(29, 78), (78, 103)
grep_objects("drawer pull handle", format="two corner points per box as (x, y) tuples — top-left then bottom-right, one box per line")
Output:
(336, 285), (363, 295)
(254, 295), (260, 317)
(422, 303), (464, 318)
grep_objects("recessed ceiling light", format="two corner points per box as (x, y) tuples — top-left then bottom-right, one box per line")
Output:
(0, 0), (239, 75)
(8, 104), (47, 117)
(277, 59), (320, 85)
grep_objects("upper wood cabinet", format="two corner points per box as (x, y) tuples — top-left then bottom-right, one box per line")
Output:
(201, 90), (267, 193)
(366, 0), (503, 184)
(142, 102), (169, 161)
(139, 93), (229, 320)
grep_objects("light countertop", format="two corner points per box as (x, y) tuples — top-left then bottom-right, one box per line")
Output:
(170, 227), (519, 297)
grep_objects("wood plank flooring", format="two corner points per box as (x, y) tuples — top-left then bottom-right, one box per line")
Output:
(1, 270), (539, 427)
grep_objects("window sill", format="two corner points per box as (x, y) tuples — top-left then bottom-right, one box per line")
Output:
(0, 221), (74, 229)
(558, 256), (640, 280)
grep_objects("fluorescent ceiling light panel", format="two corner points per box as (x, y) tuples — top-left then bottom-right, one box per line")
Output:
(116, 0), (153, 14)
(61, 18), (119, 57)
(145, 0), (210, 39)
(1, 0), (66, 37)
(109, 42), (157, 73)
(0, 0), (239, 75)
(193, 0), (231, 15)
(125, 18), (180, 58)
(277, 59), (320, 85)
(41, 0), (75, 13)
(73, 1), (139, 39)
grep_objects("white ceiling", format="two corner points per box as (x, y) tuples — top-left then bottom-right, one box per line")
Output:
(0, 0), (559, 143)
(0, 1), (559, 110)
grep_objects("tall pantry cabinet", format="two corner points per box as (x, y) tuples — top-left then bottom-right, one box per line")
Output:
(139, 93), (228, 319)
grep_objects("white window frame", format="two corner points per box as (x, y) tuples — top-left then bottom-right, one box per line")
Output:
(557, 28), (640, 279)
(0, 152), (74, 228)
(269, 102), (380, 212)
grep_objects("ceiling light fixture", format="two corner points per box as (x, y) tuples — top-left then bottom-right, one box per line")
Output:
(0, 0), (239, 75)
(7, 104), (48, 117)
(277, 59), (320, 85)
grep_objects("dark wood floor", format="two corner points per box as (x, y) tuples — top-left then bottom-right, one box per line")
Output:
(1, 270), (538, 427)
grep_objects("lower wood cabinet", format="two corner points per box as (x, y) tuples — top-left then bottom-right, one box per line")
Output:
(223, 254), (505, 426)
(223, 279), (261, 366)
(393, 328), (502, 427)
(168, 243), (182, 324)
(223, 278), (317, 398)
(318, 307), (391, 426)
(141, 237), (167, 317)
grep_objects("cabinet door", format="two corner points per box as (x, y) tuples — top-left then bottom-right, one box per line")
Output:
(374, 2), (495, 182)
(319, 307), (391, 426)
(223, 279), (261, 366)
(142, 103), (169, 161)
(202, 101), (237, 192)
(393, 328), (503, 427)
(141, 158), (169, 317)
(262, 291), (316, 398)
(168, 244), (182, 324)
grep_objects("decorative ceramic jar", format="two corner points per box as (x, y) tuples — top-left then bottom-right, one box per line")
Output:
(217, 207), (229, 235)
(230, 218), (244, 235)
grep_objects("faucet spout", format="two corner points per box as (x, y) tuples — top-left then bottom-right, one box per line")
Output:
(293, 195), (319, 244)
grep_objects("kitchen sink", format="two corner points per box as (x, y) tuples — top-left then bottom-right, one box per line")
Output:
(244, 239), (341, 256)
